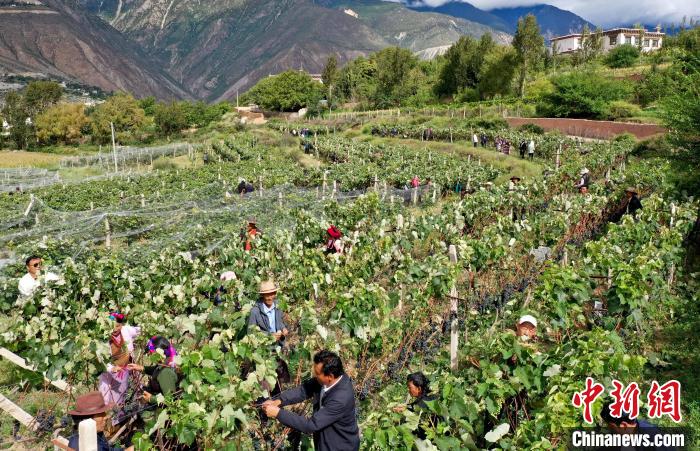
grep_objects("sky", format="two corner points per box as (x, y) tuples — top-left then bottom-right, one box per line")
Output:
(387, 0), (700, 27)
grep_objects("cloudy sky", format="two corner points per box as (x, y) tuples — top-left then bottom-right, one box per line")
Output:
(388, 0), (699, 27)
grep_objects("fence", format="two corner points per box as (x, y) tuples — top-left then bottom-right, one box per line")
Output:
(59, 143), (193, 170)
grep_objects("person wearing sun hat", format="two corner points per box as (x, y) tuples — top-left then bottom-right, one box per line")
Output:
(624, 186), (643, 218)
(64, 391), (134, 451)
(325, 225), (344, 254)
(248, 280), (289, 343)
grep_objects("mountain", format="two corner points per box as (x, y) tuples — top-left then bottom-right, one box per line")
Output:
(408, 1), (511, 33)
(77, 0), (510, 102)
(489, 4), (595, 40)
(406, 1), (593, 40)
(0, 0), (190, 100)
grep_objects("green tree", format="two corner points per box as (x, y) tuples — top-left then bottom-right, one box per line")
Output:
(477, 45), (517, 99)
(605, 44), (640, 68)
(139, 96), (158, 116)
(538, 72), (632, 118)
(512, 14), (545, 98)
(322, 55), (339, 100)
(579, 25), (604, 64)
(35, 102), (89, 145)
(248, 71), (323, 112)
(154, 101), (189, 137)
(1, 91), (33, 149)
(89, 92), (146, 144)
(436, 34), (496, 97)
(337, 56), (376, 104)
(372, 47), (417, 107)
(24, 81), (63, 117)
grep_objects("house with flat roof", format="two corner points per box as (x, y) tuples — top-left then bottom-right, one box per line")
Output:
(551, 27), (664, 55)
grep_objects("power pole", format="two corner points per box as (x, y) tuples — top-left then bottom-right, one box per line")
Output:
(111, 122), (118, 173)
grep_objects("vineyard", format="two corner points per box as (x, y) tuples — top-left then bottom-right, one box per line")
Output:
(0, 116), (697, 450)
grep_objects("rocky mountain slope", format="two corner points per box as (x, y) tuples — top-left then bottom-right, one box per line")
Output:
(78, 0), (510, 101)
(0, 0), (190, 99)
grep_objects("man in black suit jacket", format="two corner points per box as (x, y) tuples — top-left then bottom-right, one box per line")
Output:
(262, 350), (360, 451)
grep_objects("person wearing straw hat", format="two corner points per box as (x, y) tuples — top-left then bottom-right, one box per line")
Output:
(624, 187), (643, 218)
(63, 391), (134, 451)
(575, 168), (591, 193)
(248, 280), (288, 343)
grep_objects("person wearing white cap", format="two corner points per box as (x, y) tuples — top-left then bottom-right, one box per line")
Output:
(575, 168), (591, 193)
(516, 314), (538, 341)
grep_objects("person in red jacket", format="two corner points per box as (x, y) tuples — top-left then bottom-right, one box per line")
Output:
(326, 225), (343, 254)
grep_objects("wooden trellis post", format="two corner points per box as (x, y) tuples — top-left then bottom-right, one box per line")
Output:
(397, 213), (404, 229)
(141, 194), (145, 208)
(448, 245), (459, 372)
(104, 218), (111, 249)
(23, 194), (35, 216)
(556, 145), (562, 169)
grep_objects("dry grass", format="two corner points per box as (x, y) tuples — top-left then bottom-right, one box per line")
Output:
(0, 152), (62, 169)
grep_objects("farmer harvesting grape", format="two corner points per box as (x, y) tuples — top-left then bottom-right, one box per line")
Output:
(99, 312), (141, 410)
(59, 392), (134, 451)
(241, 217), (261, 252)
(575, 168), (591, 193)
(262, 350), (360, 451)
(392, 372), (437, 440)
(17, 255), (61, 298)
(126, 336), (179, 403)
(325, 225), (344, 255)
(516, 315), (538, 341)
(248, 280), (289, 344)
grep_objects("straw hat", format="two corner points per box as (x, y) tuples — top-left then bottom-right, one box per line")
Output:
(580, 168), (590, 175)
(518, 315), (538, 328)
(510, 176), (522, 182)
(625, 187), (638, 194)
(258, 280), (278, 294)
(68, 392), (113, 416)
(247, 217), (257, 225)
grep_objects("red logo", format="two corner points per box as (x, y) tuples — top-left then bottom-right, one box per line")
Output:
(609, 380), (641, 420)
(647, 380), (682, 423)
(572, 379), (682, 424)
(572, 377), (605, 424)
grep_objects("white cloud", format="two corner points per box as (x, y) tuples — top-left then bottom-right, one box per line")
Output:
(385, 0), (700, 27)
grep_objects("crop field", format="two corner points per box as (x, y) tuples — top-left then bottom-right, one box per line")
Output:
(0, 116), (697, 450)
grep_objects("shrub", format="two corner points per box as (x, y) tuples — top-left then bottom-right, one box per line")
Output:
(612, 133), (637, 144)
(605, 44), (640, 68)
(152, 158), (178, 171)
(518, 123), (545, 134)
(537, 72), (632, 119)
(467, 116), (508, 130)
(605, 100), (642, 120)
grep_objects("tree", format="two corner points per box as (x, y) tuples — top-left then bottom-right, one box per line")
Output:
(605, 44), (640, 68)
(1, 91), (33, 149)
(372, 47), (417, 107)
(154, 101), (189, 137)
(435, 34), (496, 97)
(89, 92), (146, 144)
(337, 56), (376, 104)
(477, 45), (517, 99)
(322, 55), (339, 100)
(35, 102), (89, 145)
(580, 25), (603, 64)
(512, 14), (545, 98)
(139, 96), (157, 116)
(23, 81), (63, 117)
(538, 72), (632, 118)
(248, 70), (324, 111)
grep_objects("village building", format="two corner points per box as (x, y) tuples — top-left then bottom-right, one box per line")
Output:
(551, 26), (665, 55)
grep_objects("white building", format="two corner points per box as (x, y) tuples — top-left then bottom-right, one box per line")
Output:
(551, 27), (665, 55)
